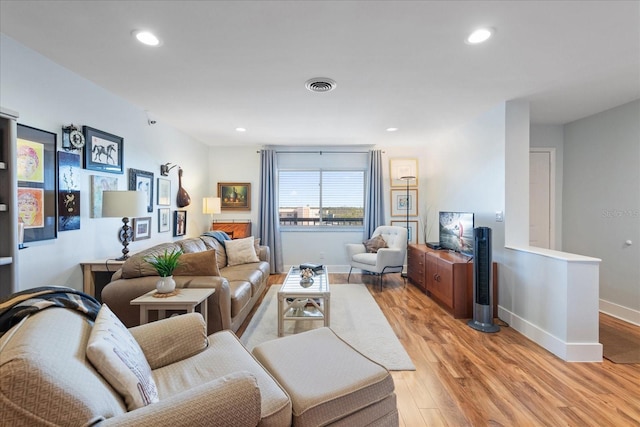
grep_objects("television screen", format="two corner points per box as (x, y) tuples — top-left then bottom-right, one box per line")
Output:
(439, 211), (474, 255)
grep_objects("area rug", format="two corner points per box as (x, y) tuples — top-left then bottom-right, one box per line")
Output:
(240, 283), (415, 371)
(600, 323), (640, 364)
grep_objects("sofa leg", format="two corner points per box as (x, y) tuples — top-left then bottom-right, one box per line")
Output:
(347, 267), (353, 283)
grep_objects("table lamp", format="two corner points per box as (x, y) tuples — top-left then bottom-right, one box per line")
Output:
(203, 197), (221, 230)
(102, 190), (147, 260)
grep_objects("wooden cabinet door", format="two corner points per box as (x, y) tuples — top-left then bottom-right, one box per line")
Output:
(426, 254), (454, 309)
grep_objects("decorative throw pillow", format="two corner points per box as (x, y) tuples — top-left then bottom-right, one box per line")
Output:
(86, 304), (159, 410)
(173, 250), (220, 276)
(225, 236), (260, 266)
(363, 235), (388, 253)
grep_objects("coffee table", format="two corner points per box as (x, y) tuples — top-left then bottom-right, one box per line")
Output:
(130, 288), (215, 333)
(277, 266), (330, 337)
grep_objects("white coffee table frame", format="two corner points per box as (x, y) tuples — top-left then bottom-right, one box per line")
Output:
(277, 266), (330, 337)
(130, 288), (214, 332)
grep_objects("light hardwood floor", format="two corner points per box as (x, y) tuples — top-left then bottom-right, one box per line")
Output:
(239, 273), (640, 427)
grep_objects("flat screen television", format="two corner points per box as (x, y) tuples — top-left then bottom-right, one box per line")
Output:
(439, 211), (474, 255)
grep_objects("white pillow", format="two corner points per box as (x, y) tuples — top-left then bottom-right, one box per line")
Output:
(225, 236), (260, 266)
(86, 304), (159, 410)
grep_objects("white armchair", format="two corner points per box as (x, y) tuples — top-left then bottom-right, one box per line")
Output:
(346, 225), (408, 289)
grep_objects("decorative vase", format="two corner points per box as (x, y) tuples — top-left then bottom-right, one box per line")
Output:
(156, 275), (176, 294)
(299, 277), (314, 288)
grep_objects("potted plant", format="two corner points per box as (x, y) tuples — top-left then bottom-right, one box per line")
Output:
(145, 248), (183, 293)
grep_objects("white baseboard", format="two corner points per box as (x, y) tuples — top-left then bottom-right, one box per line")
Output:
(497, 306), (603, 362)
(599, 299), (640, 326)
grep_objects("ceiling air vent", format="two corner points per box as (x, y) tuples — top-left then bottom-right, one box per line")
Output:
(305, 77), (337, 93)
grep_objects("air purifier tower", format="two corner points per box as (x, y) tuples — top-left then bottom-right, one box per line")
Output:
(468, 227), (500, 333)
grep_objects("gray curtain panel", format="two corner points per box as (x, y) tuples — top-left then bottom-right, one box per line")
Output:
(258, 149), (284, 273)
(363, 150), (385, 239)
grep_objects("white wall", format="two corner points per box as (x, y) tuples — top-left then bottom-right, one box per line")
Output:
(563, 100), (640, 324)
(530, 124), (564, 250)
(1, 35), (211, 291)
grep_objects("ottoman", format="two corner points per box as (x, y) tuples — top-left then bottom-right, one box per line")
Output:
(252, 327), (398, 426)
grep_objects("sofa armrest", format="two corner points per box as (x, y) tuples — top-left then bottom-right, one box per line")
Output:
(257, 245), (270, 263)
(375, 247), (405, 267)
(129, 313), (208, 369)
(99, 371), (261, 427)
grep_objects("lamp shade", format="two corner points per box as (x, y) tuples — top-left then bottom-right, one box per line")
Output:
(203, 197), (221, 214)
(102, 191), (147, 218)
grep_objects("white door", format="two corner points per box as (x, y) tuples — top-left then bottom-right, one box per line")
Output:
(529, 149), (555, 249)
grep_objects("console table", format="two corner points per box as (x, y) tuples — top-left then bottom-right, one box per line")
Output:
(407, 244), (498, 318)
(80, 259), (125, 301)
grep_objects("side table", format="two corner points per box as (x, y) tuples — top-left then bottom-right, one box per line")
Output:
(130, 288), (215, 333)
(80, 259), (125, 301)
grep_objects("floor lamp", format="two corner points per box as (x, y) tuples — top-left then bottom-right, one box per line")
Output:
(399, 175), (415, 278)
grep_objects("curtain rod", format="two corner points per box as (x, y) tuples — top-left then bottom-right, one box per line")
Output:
(256, 150), (384, 154)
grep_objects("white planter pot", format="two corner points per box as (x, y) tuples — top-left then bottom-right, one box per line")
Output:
(156, 275), (176, 294)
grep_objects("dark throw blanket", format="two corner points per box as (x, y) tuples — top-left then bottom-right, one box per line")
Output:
(0, 286), (101, 335)
(202, 230), (232, 245)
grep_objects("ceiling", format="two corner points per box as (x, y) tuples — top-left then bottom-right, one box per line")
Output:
(1, 1), (639, 147)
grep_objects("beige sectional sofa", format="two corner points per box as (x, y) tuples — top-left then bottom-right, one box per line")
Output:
(102, 235), (270, 334)
(0, 308), (292, 426)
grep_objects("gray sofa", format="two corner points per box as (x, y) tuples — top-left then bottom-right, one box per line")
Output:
(102, 235), (270, 334)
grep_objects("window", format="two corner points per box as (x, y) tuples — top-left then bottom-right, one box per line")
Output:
(279, 169), (364, 227)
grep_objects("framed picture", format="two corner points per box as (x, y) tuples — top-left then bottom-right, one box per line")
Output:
(128, 168), (154, 213)
(132, 217), (151, 241)
(389, 158), (418, 187)
(391, 220), (418, 245)
(218, 182), (251, 211)
(390, 188), (418, 217)
(83, 126), (123, 174)
(58, 151), (81, 231)
(174, 210), (187, 236)
(90, 175), (118, 218)
(17, 124), (57, 242)
(157, 178), (171, 206)
(158, 207), (171, 233)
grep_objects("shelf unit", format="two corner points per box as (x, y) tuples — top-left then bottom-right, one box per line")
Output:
(0, 107), (19, 298)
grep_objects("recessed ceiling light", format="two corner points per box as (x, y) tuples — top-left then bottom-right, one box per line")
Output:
(466, 27), (494, 45)
(132, 30), (161, 46)
(235, 127), (246, 132)
(386, 127), (399, 132)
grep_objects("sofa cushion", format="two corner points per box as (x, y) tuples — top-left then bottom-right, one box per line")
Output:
(153, 330), (291, 427)
(172, 250), (220, 276)
(121, 242), (180, 278)
(86, 304), (159, 410)
(200, 235), (228, 270)
(225, 237), (260, 266)
(177, 237), (208, 253)
(363, 235), (387, 253)
(0, 309), (126, 425)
